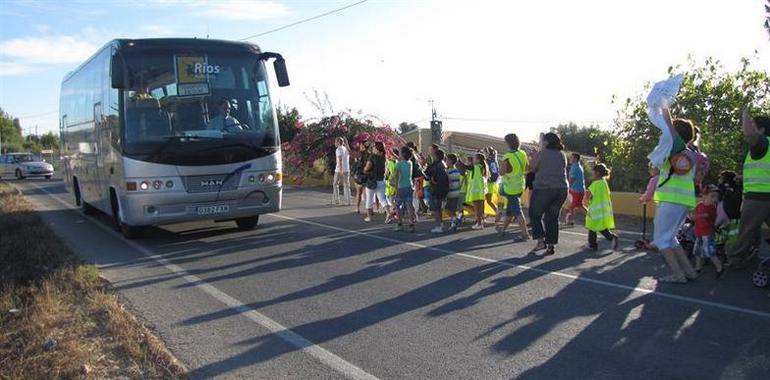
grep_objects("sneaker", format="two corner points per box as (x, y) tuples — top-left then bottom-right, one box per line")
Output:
(658, 274), (687, 284)
(611, 236), (619, 251)
(581, 244), (598, 251)
(471, 223), (484, 230)
(715, 267), (726, 280)
(431, 226), (444, 233)
(364, 216), (372, 222)
(384, 216), (393, 224)
(543, 245), (556, 256)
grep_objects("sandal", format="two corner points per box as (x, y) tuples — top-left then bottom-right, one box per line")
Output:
(528, 242), (546, 255)
(543, 245), (556, 256)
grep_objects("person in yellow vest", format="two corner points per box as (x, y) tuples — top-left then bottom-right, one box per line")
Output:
(653, 108), (699, 284)
(583, 163), (619, 251)
(726, 110), (770, 268)
(497, 133), (531, 242)
(384, 147), (400, 224)
(466, 153), (490, 230)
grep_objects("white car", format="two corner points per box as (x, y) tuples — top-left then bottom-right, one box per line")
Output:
(0, 153), (54, 180)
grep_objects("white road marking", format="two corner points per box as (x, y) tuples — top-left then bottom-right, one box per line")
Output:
(268, 213), (770, 320)
(19, 181), (380, 380)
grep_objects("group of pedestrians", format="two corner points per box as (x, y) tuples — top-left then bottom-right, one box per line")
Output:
(329, 109), (769, 286)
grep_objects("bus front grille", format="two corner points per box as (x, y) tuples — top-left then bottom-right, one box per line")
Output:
(183, 173), (241, 193)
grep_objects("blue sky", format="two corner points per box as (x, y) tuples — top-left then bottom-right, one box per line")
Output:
(1, 0), (768, 142)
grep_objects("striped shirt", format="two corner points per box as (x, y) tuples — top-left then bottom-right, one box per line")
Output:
(447, 168), (462, 198)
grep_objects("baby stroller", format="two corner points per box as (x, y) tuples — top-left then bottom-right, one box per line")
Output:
(752, 253), (770, 288)
(677, 219), (696, 257)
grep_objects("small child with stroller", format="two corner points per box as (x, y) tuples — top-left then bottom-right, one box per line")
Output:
(691, 185), (725, 278)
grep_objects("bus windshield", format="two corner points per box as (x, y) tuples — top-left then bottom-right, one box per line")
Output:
(121, 50), (279, 165)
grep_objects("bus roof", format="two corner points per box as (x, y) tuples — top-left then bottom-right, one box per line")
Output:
(63, 38), (262, 83)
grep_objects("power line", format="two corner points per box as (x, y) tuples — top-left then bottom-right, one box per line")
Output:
(439, 116), (613, 125)
(15, 110), (58, 119)
(240, 0), (370, 41)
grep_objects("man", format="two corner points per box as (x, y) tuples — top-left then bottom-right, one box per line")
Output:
(333, 137), (352, 205)
(208, 98), (243, 132)
(563, 153), (587, 225)
(727, 110), (770, 268)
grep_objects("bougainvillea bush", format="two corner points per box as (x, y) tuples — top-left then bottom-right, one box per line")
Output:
(282, 110), (405, 186)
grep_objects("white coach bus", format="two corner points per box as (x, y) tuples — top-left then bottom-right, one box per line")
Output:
(59, 38), (290, 238)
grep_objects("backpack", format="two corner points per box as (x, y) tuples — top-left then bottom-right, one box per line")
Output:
(433, 167), (450, 197)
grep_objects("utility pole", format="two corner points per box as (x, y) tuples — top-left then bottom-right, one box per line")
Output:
(429, 100), (442, 144)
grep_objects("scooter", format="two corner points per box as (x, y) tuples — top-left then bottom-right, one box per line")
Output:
(634, 203), (655, 250)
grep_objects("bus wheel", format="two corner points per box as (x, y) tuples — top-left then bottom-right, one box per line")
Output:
(120, 224), (144, 240)
(235, 216), (259, 230)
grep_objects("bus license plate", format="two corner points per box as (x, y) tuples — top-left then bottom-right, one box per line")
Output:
(197, 205), (229, 215)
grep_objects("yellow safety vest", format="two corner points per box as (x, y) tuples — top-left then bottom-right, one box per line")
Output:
(465, 164), (487, 202)
(744, 136), (770, 194)
(385, 160), (397, 197)
(502, 150), (527, 196)
(654, 156), (696, 209)
(585, 178), (615, 231)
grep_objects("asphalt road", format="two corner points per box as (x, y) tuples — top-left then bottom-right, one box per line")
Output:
(9, 178), (770, 380)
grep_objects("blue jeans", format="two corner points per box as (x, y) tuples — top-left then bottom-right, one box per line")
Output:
(528, 188), (568, 244)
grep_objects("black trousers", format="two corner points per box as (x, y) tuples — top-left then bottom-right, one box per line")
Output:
(588, 229), (616, 248)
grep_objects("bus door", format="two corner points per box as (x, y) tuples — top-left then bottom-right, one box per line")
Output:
(91, 101), (107, 210)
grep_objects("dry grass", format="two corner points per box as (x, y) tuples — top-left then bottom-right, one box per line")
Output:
(0, 182), (186, 379)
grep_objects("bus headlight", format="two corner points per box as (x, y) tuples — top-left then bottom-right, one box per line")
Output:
(257, 172), (282, 184)
(165, 180), (174, 188)
(139, 181), (150, 190)
(152, 180), (162, 189)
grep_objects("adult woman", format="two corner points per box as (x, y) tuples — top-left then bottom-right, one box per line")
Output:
(363, 142), (389, 222)
(653, 109), (699, 283)
(528, 133), (569, 256)
(352, 142), (370, 213)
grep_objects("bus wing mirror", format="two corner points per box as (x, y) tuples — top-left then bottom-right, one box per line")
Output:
(261, 52), (290, 87)
(273, 57), (290, 87)
(111, 57), (126, 89)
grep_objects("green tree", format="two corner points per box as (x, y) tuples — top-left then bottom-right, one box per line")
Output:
(397, 121), (418, 135)
(39, 132), (60, 150)
(550, 122), (616, 161)
(607, 57), (770, 192)
(0, 107), (24, 153)
(277, 105), (302, 143)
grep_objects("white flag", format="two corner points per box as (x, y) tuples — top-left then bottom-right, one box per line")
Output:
(647, 74), (684, 168)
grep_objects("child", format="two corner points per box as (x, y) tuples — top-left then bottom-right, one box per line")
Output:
(384, 148), (400, 224)
(584, 163), (619, 251)
(427, 149), (449, 233)
(466, 153), (489, 230)
(393, 147), (416, 232)
(484, 147), (500, 222)
(445, 153), (463, 232)
(691, 185), (725, 278)
(639, 165), (660, 204)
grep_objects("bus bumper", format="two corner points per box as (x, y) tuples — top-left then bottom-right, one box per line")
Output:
(118, 185), (282, 226)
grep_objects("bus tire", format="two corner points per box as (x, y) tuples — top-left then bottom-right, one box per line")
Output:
(110, 188), (143, 239)
(235, 216), (259, 230)
(120, 224), (144, 240)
